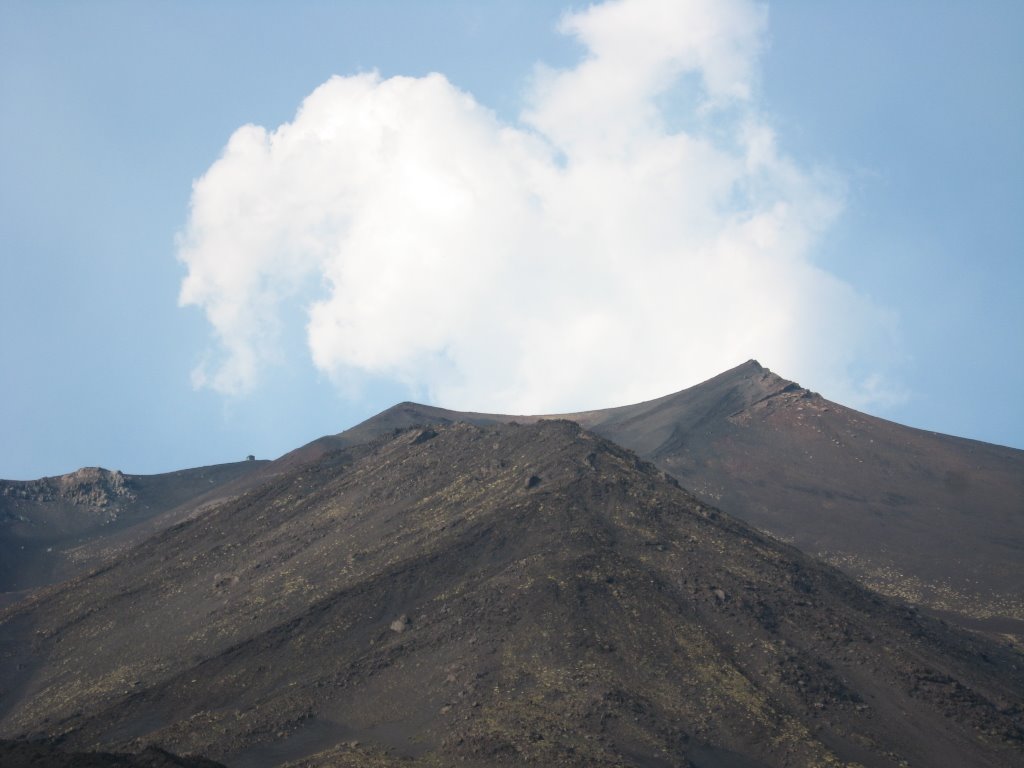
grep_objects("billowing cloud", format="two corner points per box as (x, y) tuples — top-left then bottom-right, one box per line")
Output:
(178, 0), (902, 414)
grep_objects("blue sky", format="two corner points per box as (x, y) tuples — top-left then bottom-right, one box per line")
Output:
(1, 0), (1021, 480)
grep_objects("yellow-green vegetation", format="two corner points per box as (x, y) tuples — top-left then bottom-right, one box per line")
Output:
(821, 550), (1024, 626)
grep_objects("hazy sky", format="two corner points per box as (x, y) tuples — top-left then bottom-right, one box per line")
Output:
(1, 0), (1022, 479)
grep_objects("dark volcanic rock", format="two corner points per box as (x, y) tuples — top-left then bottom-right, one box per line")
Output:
(0, 738), (226, 767)
(1, 421), (1021, 767)
(569, 361), (1024, 636)
(308, 360), (1024, 637)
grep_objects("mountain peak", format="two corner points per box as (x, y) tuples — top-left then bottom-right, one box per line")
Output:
(1, 465), (135, 509)
(308, 360), (1023, 641)
(4, 419), (1021, 767)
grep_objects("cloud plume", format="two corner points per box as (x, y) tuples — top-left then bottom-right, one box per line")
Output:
(178, 0), (900, 413)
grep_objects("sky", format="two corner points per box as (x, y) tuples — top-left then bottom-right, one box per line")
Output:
(1, 0), (1021, 480)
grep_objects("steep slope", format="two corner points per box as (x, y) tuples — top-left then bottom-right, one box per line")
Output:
(305, 361), (1024, 636)
(1, 422), (1020, 767)
(0, 461), (269, 604)
(0, 403), (502, 607)
(570, 361), (1024, 635)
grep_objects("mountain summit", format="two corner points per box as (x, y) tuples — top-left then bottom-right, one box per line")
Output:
(1, 421), (1021, 766)
(564, 361), (1024, 636)
(287, 361), (1024, 638)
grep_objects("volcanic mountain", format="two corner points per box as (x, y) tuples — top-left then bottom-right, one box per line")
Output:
(289, 361), (1024, 639)
(6, 362), (1019, 639)
(1, 421), (1021, 767)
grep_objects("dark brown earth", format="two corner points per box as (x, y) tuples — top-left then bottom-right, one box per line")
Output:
(303, 361), (1024, 639)
(1, 421), (1021, 767)
(0, 738), (226, 767)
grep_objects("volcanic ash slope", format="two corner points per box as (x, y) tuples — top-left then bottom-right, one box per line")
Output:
(292, 360), (1024, 639)
(0, 421), (1021, 767)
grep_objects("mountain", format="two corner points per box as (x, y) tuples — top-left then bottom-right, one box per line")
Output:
(568, 361), (1024, 638)
(1, 421), (1021, 767)
(304, 361), (1024, 639)
(0, 460), (269, 607)
(5, 360), (1019, 635)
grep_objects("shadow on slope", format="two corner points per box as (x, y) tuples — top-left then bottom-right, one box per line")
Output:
(0, 461), (269, 605)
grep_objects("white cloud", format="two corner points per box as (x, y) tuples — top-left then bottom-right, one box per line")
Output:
(178, 0), (901, 414)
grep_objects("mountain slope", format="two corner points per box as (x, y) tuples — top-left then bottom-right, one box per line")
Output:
(0, 460), (269, 604)
(571, 361), (1024, 634)
(1, 421), (1020, 767)
(308, 361), (1024, 635)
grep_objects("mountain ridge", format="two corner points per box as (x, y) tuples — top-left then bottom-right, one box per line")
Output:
(288, 361), (1024, 638)
(1, 420), (1021, 766)
(4, 361), (1020, 638)
(0, 460), (270, 605)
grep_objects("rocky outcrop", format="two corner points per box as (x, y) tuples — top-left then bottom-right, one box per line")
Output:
(1, 467), (135, 509)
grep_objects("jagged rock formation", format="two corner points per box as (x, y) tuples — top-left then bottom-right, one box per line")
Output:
(0, 468), (136, 512)
(1, 422), (1020, 767)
